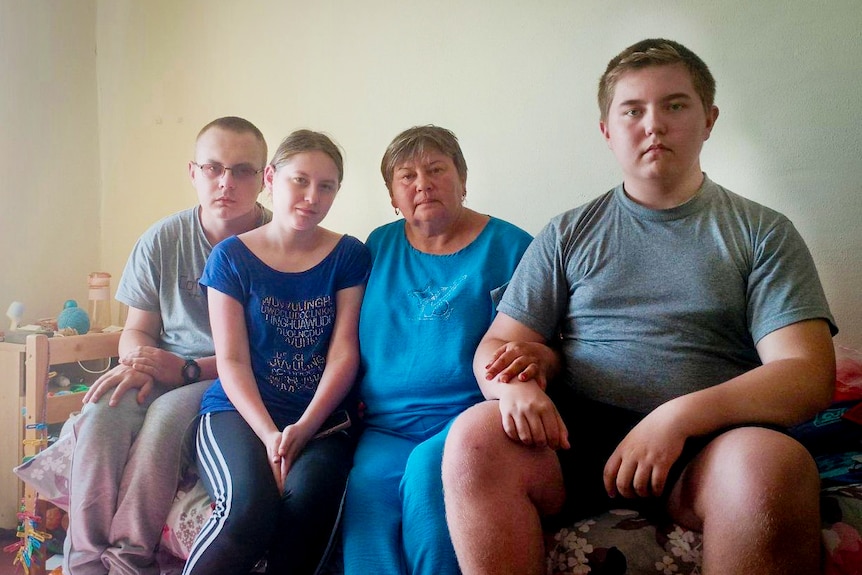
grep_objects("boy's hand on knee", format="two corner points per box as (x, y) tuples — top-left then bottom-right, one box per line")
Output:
(603, 409), (686, 499)
(83, 364), (155, 406)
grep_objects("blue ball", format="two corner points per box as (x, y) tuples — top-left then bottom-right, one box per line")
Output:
(58, 301), (90, 335)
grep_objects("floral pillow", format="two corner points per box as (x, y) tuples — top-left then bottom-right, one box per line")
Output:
(13, 422), (76, 511)
(546, 509), (702, 575)
(160, 474), (212, 560)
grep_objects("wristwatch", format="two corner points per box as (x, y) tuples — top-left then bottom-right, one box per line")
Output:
(181, 358), (201, 385)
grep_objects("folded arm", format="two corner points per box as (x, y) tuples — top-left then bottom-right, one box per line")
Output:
(604, 318), (836, 499)
(680, 317), (835, 428)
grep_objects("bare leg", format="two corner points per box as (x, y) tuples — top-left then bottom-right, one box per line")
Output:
(667, 427), (821, 575)
(442, 401), (565, 575)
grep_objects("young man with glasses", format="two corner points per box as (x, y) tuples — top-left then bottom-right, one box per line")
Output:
(65, 116), (272, 575)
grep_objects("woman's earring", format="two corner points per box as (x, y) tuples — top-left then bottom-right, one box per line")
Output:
(394, 207), (401, 216)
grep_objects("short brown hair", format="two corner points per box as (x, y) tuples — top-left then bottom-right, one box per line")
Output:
(196, 116), (268, 166)
(598, 39), (716, 122)
(270, 129), (344, 183)
(380, 125), (468, 193)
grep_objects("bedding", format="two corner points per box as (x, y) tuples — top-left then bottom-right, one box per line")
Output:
(13, 346), (862, 574)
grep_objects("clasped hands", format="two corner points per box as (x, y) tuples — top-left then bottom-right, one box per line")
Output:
(83, 346), (185, 406)
(264, 422), (315, 494)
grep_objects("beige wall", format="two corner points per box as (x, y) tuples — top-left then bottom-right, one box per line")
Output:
(0, 0), (99, 326)
(2, 0), (861, 348)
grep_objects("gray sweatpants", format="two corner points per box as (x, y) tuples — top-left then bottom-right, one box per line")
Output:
(63, 380), (210, 575)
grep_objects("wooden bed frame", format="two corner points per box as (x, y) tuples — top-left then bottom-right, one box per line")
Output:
(21, 332), (120, 575)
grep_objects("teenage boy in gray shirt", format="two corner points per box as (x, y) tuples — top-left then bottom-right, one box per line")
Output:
(65, 116), (272, 575)
(443, 39), (836, 575)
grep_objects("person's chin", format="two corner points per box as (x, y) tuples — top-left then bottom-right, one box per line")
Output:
(211, 205), (236, 218)
(414, 202), (449, 216)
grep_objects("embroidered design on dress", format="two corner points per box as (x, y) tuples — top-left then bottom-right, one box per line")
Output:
(410, 275), (467, 320)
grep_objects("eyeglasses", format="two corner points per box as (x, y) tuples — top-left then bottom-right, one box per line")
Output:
(193, 162), (264, 181)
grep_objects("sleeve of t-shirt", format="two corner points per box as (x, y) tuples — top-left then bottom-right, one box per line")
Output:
(199, 237), (246, 304)
(747, 218), (837, 343)
(488, 220), (534, 310)
(115, 230), (162, 313)
(496, 218), (570, 341)
(335, 236), (372, 291)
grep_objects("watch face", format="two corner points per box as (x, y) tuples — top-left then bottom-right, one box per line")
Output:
(184, 360), (201, 382)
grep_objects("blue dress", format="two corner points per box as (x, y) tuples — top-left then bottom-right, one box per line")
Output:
(343, 217), (532, 575)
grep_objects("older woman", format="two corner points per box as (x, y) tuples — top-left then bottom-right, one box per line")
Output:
(341, 126), (537, 575)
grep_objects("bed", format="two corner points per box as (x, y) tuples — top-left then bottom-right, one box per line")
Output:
(13, 345), (862, 574)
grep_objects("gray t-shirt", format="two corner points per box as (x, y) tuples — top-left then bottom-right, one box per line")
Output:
(115, 204), (272, 359)
(499, 176), (837, 414)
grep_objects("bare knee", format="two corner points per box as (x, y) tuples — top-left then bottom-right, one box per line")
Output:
(701, 429), (816, 511)
(443, 402), (507, 489)
(672, 427), (821, 570)
(443, 401), (564, 515)
(742, 432), (820, 527)
(444, 402), (559, 575)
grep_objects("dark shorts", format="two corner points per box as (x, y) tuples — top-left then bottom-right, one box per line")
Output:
(545, 382), (786, 529)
